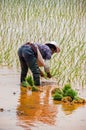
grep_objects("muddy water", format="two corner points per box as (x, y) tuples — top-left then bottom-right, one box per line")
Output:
(0, 67), (86, 130)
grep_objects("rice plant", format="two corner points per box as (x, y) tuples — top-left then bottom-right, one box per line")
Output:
(0, 0), (86, 87)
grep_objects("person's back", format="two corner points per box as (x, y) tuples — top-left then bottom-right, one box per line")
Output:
(34, 43), (52, 60)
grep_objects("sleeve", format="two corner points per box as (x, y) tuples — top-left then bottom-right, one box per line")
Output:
(43, 46), (52, 60)
(45, 50), (52, 60)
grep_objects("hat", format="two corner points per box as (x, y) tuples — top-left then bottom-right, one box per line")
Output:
(45, 41), (60, 53)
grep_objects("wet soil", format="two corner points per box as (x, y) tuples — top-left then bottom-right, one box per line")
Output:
(0, 66), (86, 130)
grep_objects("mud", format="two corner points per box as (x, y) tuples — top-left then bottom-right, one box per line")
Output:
(0, 66), (86, 130)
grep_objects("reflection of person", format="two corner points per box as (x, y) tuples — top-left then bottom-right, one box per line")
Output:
(18, 41), (60, 86)
(16, 86), (58, 129)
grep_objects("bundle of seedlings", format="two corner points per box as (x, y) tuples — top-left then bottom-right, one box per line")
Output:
(52, 84), (86, 104)
(21, 76), (39, 91)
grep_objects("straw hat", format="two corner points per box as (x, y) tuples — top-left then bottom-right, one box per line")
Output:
(45, 41), (60, 53)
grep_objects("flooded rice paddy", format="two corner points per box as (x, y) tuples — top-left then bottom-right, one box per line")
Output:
(0, 66), (86, 130)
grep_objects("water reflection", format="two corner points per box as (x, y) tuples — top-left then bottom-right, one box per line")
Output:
(16, 86), (58, 129)
(16, 85), (86, 130)
(53, 98), (86, 115)
(61, 102), (85, 115)
(0, 67), (86, 130)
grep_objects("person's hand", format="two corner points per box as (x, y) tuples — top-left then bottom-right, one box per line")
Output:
(40, 72), (45, 77)
(40, 69), (45, 77)
(44, 65), (50, 73)
(46, 72), (52, 78)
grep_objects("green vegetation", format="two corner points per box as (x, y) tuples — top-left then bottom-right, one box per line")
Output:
(25, 76), (34, 87)
(65, 88), (77, 99)
(52, 84), (86, 104)
(53, 93), (63, 101)
(0, 0), (86, 87)
(21, 76), (39, 91)
(62, 84), (71, 94)
(62, 84), (77, 99)
(21, 81), (30, 88)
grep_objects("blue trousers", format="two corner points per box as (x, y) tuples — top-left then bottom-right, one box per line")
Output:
(18, 45), (40, 86)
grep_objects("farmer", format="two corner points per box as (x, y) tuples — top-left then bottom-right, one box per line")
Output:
(18, 41), (60, 86)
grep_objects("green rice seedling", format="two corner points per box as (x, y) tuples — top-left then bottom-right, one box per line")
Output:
(0, 0), (86, 88)
(25, 76), (34, 87)
(62, 84), (71, 95)
(53, 92), (63, 101)
(21, 76), (34, 88)
(52, 83), (86, 103)
(65, 88), (78, 100)
(22, 76), (39, 91)
(52, 87), (63, 101)
(21, 81), (30, 88)
(32, 86), (39, 91)
(74, 96), (81, 101)
(73, 96), (86, 104)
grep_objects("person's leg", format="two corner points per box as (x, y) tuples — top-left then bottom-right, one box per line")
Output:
(18, 47), (28, 83)
(23, 47), (40, 86)
(29, 57), (40, 86)
(19, 56), (28, 83)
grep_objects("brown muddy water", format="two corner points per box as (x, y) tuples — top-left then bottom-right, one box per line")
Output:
(0, 66), (86, 130)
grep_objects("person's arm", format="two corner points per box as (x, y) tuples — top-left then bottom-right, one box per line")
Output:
(37, 47), (45, 67)
(44, 60), (52, 78)
(37, 47), (52, 78)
